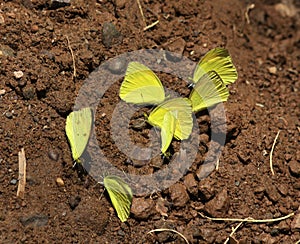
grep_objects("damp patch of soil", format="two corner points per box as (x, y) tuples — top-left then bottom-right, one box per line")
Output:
(0, 0), (299, 243)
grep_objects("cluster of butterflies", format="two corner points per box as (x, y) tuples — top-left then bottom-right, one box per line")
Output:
(65, 47), (237, 223)
(119, 47), (238, 155)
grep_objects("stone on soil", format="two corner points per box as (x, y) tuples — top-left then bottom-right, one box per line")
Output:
(131, 197), (155, 220)
(169, 183), (189, 207)
(20, 214), (48, 227)
(289, 160), (300, 177)
(204, 188), (230, 216)
(184, 173), (198, 196)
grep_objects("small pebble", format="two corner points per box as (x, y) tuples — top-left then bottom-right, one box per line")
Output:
(68, 195), (81, 210)
(56, 177), (64, 187)
(48, 149), (59, 161)
(289, 160), (300, 177)
(268, 66), (277, 75)
(31, 24), (39, 33)
(5, 112), (13, 119)
(22, 86), (36, 100)
(13, 71), (24, 79)
(10, 179), (18, 185)
(0, 89), (6, 96)
(107, 58), (126, 74)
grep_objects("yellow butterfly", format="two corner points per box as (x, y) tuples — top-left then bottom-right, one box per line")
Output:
(193, 47), (238, 85)
(65, 107), (93, 163)
(103, 175), (133, 222)
(160, 111), (176, 154)
(119, 62), (165, 105)
(189, 71), (229, 112)
(119, 62), (195, 154)
(147, 98), (193, 154)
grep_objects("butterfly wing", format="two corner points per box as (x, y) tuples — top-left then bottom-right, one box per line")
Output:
(65, 107), (93, 162)
(189, 71), (229, 112)
(119, 62), (165, 105)
(160, 111), (176, 154)
(193, 48), (238, 85)
(147, 97), (193, 140)
(103, 175), (133, 222)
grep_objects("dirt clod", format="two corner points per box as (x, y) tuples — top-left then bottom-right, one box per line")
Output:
(102, 22), (122, 48)
(169, 182), (189, 207)
(131, 197), (155, 220)
(288, 160), (300, 177)
(184, 173), (198, 196)
(68, 195), (81, 210)
(204, 188), (230, 217)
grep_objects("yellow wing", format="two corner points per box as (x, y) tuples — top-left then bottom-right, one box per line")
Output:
(65, 107), (93, 162)
(103, 175), (133, 222)
(193, 47), (238, 85)
(119, 62), (165, 105)
(189, 71), (229, 112)
(147, 97), (193, 140)
(160, 111), (176, 154)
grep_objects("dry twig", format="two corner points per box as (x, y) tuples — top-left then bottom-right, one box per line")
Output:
(17, 148), (26, 198)
(270, 130), (281, 175)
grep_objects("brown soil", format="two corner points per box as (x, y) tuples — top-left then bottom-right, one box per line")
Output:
(0, 0), (299, 243)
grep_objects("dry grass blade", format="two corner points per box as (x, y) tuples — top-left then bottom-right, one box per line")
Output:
(199, 211), (294, 223)
(245, 3), (255, 24)
(136, 0), (146, 27)
(66, 35), (76, 78)
(143, 20), (159, 31)
(270, 130), (281, 175)
(224, 221), (244, 244)
(17, 148), (26, 199)
(216, 158), (220, 170)
(147, 228), (189, 244)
